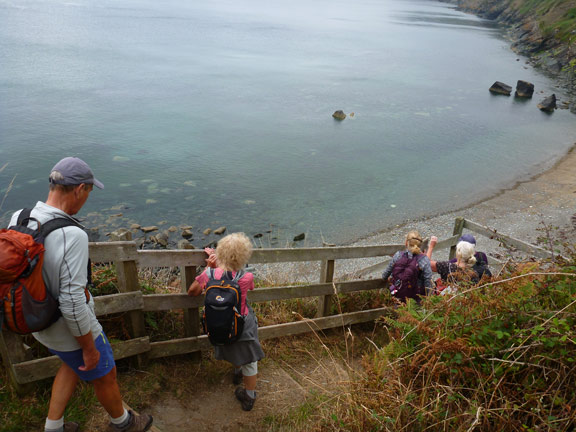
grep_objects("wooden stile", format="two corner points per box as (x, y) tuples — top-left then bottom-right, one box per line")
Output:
(1, 217), (550, 390)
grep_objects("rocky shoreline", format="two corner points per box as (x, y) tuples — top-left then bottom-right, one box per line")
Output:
(440, 0), (576, 106)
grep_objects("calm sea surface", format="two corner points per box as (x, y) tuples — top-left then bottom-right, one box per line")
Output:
(1, 0), (575, 246)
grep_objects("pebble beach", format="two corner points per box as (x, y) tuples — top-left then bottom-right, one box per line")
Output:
(255, 143), (576, 283)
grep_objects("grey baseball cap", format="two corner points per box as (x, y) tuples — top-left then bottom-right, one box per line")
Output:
(49, 157), (104, 189)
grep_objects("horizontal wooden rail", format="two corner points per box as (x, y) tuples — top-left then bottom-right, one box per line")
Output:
(94, 292), (143, 316)
(141, 279), (387, 312)
(148, 307), (393, 359)
(89, 242), (139, 262)
(463, 220), (552, 259)
(93, 244), (407, 268)
(12, 337), (150, 384)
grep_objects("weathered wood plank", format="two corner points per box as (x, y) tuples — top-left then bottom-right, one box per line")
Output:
(89, 242), (140, 263)
(13, 337), (150, 384)
(94, 292), (143, 316)
(250, 245), (405, 263)
(135, 245), (405, 268)
(136, 250), (207, 268)
(463, 219), (552, 259)
(148, 308), (393, 359)
(143, 294), (203, 311)
(258, 307), (394, 340)
(450, 217), (465, 260)
(317, 259), (335, 317)
(142, 279), (386, 312)
(180, 265), (199, 338)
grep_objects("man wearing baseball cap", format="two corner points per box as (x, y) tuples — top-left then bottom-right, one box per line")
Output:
(10, 157), (153, 432)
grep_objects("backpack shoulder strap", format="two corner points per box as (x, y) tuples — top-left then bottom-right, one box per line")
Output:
(16, 208), (33, 226)
(232, 270), (245, 283)
(41, 217), (82, 238)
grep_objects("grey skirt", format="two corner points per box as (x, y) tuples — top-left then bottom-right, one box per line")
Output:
(213, 304), (265, 366)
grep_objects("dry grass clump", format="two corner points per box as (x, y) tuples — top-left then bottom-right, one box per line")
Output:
(274, 259), (576, 431)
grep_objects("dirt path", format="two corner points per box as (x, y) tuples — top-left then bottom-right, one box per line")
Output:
(142, 356), (350, 432)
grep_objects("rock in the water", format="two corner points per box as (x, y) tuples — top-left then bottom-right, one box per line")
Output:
(203, 228), (212, 235)
(489, 81), (512, 95)
(253, 233), (263, 238)
(182, 229), (194, 239)
(332, 110), (346, 120)
(293, 233), (305, 242)
(168, 226), (179, 233)
(130, 223), (141, 230)
(214, 226), (227, 235)
(177, 240), (195, 250)
(515, 80), (534, 98)
(141, 226), (159, 233)
(537, 94), (557, 112)
(153, 232), (169, 247)
(108, 229), (132, 241)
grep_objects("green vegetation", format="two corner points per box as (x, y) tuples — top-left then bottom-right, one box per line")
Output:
(276, 259), (576, 431)
(472, 0), (576, 43)
(2, 247), (575, 430)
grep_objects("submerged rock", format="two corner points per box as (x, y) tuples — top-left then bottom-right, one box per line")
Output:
(181, 229), (194, 239)
(332, 110), (346, 120)
(203, 228), (212, 235)
(489, 81), (512, 95)
(293, 233), (305, 242)
(141, 226), (159, 233)
(108, 229), (132, 241)
(178, 240), (195, 250)
(515, 80), (534, 98)
(214, 226), (227, 235)
(537, 94), (557, 112)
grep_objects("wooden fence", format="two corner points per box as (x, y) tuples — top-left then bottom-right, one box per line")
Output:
(0, 217), (554, 391)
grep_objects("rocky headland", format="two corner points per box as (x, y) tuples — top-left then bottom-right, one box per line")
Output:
(440, 0), (576, 106)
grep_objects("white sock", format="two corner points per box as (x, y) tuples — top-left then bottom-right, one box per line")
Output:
(110, 408), (129, 426)
(45, 417), (64, 432)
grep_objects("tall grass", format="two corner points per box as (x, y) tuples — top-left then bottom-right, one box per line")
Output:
(273, 258), (576, 431)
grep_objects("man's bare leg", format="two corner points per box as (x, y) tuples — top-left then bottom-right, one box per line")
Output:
(47, 363), (80, 420)
(91, 366), (124, 418)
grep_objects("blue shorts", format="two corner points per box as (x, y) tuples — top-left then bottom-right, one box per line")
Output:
(49, 332), (116, 382)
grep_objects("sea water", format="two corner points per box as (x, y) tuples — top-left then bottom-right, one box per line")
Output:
(1, 0), (575, 245)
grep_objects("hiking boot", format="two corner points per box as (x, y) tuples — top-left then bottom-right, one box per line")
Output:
(107, 410), (153, 432)
(235, 387), (256, 411)
(63, 423), (79, 432)
(233, 368), (243, 385)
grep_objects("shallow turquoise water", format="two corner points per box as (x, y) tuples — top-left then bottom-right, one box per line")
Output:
(0, 0), (574, 245)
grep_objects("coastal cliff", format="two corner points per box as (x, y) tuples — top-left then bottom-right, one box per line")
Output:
(441, 0), (576, 102)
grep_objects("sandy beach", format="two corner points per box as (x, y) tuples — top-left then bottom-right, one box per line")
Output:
(255, 143), (576, 282)
(342, 142), (576, 274)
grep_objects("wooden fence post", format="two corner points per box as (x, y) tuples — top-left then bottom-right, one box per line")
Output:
(180, 265), (200, 361)
(316, 259), (335, 317)
(449, 217), (465, 260)
(114, 243), (146, 366)
(0, 332), (33, 394)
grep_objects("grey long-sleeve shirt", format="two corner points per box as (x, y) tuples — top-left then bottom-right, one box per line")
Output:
(10, 201), (102, 351)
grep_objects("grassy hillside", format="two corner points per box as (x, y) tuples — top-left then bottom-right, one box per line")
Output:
(454, 0), (576, 43)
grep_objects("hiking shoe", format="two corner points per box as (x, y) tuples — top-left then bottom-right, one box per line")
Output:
(107, 410), (153, 432)
(233, 368), (243, 385)
(235, 387), (256, 411)
(63, 423), (79, 432)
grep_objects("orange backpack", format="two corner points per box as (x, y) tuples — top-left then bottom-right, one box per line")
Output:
(0, 209), (83, 334)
